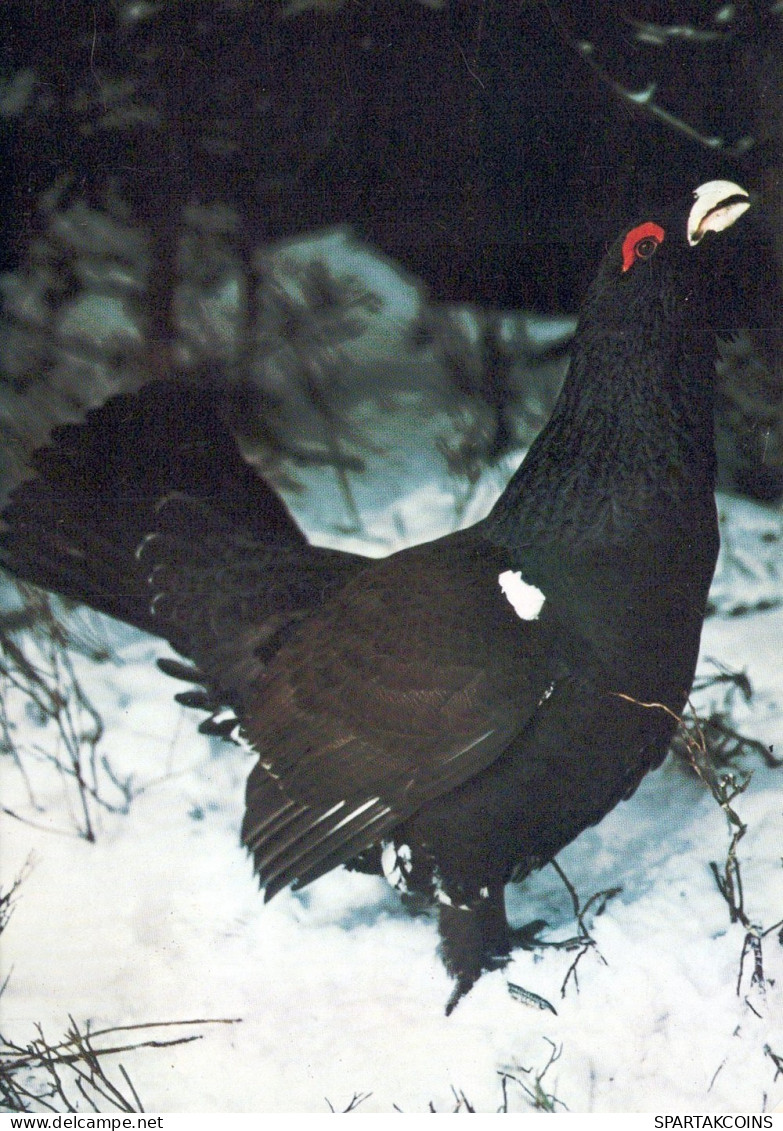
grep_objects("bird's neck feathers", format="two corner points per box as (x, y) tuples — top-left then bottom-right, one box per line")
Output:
(485, 311), (719, 552)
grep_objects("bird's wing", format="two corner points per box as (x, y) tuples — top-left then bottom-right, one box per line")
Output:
(240, 531), (571, 897)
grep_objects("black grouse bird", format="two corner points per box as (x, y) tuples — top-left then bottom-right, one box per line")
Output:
(0, 180), (752, 1012)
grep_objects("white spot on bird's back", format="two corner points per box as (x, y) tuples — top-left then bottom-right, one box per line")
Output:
(498, 570), (546, 620)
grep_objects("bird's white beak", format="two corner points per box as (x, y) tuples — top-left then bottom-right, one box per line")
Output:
(687, 180), (751, 247)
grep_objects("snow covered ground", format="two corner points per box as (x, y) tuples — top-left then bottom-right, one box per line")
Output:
(1, 460), (782, 1112)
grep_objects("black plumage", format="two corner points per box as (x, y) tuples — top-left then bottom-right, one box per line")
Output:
(0, 181), (751, 1012)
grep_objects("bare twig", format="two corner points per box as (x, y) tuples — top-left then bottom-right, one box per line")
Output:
(613, 692), (781, 1005)
(549, 860), (618, 996)
(1, 589), (141, 840)
(499, 1039), (567, 1113)
(765, 1045), (783, 1082)
(509, 861), (618, 998)
(324, 1090), (372, 1112)
(0, 1016), (241, 1114)
(0, 859), (33, 938)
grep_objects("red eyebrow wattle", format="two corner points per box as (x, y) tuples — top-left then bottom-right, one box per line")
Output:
(622, 221), (665, 272)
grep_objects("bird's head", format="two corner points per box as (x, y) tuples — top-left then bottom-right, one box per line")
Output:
(584, 180), (752, 335)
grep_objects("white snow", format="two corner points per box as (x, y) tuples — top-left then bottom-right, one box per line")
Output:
(1, 485), (780, 1114)
(1, 482), (781, 1111)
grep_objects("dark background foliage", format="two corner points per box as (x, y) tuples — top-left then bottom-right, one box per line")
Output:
(1, 0), (782, 507)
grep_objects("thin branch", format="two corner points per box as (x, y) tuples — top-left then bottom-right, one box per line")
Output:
(613, 692), (780, 1003)
(541, 1), (755, 157)
(0, 1016), (242, 1114)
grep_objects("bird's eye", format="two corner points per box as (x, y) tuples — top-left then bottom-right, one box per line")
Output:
(635, 237), (659, 260)
(621, 221), (666, 273)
